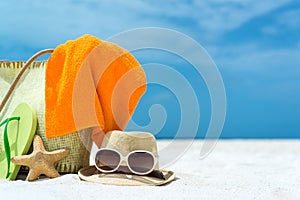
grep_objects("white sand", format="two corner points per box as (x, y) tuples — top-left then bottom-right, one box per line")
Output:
(1, 140), (300, 200)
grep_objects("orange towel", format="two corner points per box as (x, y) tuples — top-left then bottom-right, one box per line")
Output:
(45, 34), (146, 146)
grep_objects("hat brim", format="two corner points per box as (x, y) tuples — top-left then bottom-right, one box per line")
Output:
(78, 166), (176, 186)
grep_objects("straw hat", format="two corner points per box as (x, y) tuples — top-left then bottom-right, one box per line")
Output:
(78, 130), (176, 186)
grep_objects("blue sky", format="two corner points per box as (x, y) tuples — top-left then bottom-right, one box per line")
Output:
(0, 0), (299, 138)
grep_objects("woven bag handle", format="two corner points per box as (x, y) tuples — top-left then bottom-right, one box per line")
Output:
(0, 49), (54, 113)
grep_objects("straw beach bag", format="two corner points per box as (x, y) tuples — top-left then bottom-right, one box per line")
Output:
(0, 50), (93, 173)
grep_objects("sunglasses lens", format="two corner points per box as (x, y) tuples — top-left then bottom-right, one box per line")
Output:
(95, 150), (120, 172)
(128, 152), (155, 174)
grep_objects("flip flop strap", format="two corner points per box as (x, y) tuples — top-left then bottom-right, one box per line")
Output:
(0, 49), (54, 114)
(0, 117), (20, 179)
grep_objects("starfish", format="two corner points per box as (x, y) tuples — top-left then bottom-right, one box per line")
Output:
(11, 135), (70, 181)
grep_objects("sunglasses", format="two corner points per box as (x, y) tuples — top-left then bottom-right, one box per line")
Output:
(95, 148), (158, 175)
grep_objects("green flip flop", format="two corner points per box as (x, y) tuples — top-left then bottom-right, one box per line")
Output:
(0, 103), (37, 180)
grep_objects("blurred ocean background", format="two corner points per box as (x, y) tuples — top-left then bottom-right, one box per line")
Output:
(0, 0), (299, 139)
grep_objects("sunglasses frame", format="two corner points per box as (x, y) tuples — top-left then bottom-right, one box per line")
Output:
(95, 148), (158, 175)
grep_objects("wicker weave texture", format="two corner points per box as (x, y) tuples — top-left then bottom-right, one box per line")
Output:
(0, 61), (92, 173)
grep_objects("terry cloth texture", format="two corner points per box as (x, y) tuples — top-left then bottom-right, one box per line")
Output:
(0, 61), (92, 173)
(45, 35), (146, 146)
